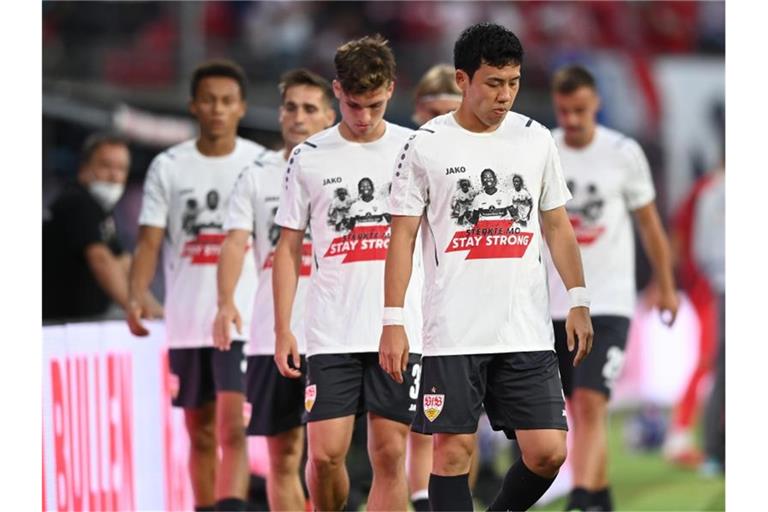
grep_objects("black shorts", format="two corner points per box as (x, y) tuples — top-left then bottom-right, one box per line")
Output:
(245, 355), (306, 436)
(554, 315), (630, 399)
(168, 341), (246, 408)
(412, 351), (567, 440)
(304, 352), (421, 425)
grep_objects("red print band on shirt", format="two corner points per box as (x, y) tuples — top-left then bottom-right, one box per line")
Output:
(446, 220), (533, 259)
(324, 225), (390, 263)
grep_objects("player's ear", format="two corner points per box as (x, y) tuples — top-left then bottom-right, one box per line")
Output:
(332, 80), (343, 100)
(455, 69), (469, 94)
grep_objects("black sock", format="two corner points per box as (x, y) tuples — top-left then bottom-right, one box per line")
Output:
(413, 497), (431, 511)
(195, 506), (215, 512)
(215, 497), (247, 511)
(564, 488), (590, 511)
(487, 460), (556, 511)
(429, 473), (473, 511)
(589, 487), (613, 511)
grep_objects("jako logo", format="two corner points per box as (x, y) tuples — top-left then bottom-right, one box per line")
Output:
(445, 166), (466, 175)
(323, 177), (342, 186)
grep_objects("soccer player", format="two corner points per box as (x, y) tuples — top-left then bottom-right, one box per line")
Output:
(381, 23), (593, 512)
(212, 68), (336, 511)
(546, 65), (678, 511)
(409, 63), (466, 511)
(272, 35), (423, 511)
(412, 63), (463, 126)
(127, 60), (264, 512)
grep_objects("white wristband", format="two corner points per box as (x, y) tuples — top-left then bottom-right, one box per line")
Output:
(568, 287), (591, 309)
(383, 307), (405, 326)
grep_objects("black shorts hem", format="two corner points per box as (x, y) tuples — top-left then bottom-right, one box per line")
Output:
(367, 407), (414, 426)
(171, 396), (216, 409)
(567, 381), (612, 399)
(305, 409), (360, 424)
(247, 418), (305, 437)
(411, 423), (478, 435)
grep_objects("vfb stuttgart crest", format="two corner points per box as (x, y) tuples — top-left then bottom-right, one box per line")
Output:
(423, 393), (445, 422)
(305, 384), (317, 412)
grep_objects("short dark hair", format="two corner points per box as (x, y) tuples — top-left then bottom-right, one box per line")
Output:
(278, 68), (334, 106)
(80, 132), (128, 167)
(190, 59), (247, 100)
(454, 23), (524, 79)
(552, 65), (596, 94)
(334, 35), (396, 95)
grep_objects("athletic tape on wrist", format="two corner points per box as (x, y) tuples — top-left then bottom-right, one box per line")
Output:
(568, 287), (591, 309)
(383, 307), (405, 326)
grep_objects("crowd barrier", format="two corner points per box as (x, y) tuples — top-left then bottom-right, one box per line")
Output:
(43, 297), (699, 510)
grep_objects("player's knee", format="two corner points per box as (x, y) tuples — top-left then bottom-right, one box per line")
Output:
(433, 438), (473, 474)
(271, 441), (303, 475)
(217, 420), (246, 449)
(308, 449), (345, 475)
(525, 444), (567, 476)
(188, 423), (216, 453)
(369, 439), (406, 473)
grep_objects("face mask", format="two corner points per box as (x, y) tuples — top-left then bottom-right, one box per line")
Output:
(88, 181), (125, 211)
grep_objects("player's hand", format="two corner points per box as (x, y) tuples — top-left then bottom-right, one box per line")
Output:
(566, 306), (593, 367)
(145, 293), (164, 319)
(656, 287), (679, 327)
(274, 330), (301, 379)
(379, 325), (409, 384)
(213, 302), (242, 351)
(126, 297), (150, 337)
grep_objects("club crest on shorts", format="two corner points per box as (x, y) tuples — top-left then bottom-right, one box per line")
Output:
(305, 384), (317, 412)
(423, 393), (444, 422)
(168, 373), (180, 399)
(243, 401), (252, 427)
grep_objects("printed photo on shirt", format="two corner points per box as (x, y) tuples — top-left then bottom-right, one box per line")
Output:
(565, 180), (606, 245)
(326, 177), (391, 233)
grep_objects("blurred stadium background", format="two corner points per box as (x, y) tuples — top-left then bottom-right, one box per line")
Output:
(41, 1), (725, 510)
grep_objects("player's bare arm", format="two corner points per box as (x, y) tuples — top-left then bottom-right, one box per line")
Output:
(541, 206), (594, 365)
(634, 201), (679, 326)
(126, 225), (165, 336)
(272, 226), (303, 378)
(379, 215), (421, 384)
(213, 228), (249, 351)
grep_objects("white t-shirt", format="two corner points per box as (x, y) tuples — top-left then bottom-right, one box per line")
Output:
(545, 126), (656, 319)
(275, 122), (424, 356)
(138, 138), (264, 348)
(224, 149), (312, 355)
(389, 112), (571, 356)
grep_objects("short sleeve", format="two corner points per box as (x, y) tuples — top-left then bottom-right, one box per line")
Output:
(59, 197), (103, 252)
(539, 134), (572, 211)
(388, 135), (429, 216)
(138, 155), (170, 228)
(275, 148), (310, 230)
(224, 167), (257, 232)
(621, 138), (656, 211)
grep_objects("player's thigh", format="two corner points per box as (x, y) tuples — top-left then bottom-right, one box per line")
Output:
(267, 426), (305, 472)
(411, 354), (488, 436)
(305, 353), (365, 422)
(485, 351), (567, 439)
(169, 347), (216, 408)
(572, 316), (630, 399)
(367, 413), (410, 467)
(363, 352), (421, 425)
(245, 355), (306, 436)
(306, 415), (356, 462)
